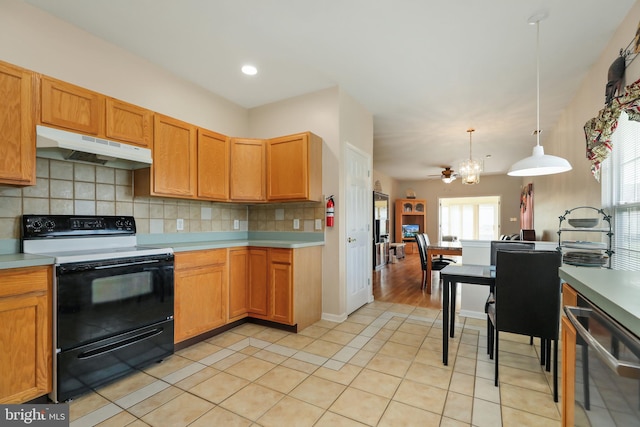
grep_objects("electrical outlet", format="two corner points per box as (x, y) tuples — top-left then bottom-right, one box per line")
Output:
(233, 219), (240, 230)
(293, 219), (300, 229)
(176, 218), (184, 230)
(315, 219), (322, 230)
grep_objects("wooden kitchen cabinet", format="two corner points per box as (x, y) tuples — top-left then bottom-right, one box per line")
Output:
(135, 114), (197, 199)
(247, 246), (322, 330)
(269, 248), (293, 324)
(198, 128), (229, 201)
(0, 265), (52, 404)
(230, 138), (266, 201)
(40, 76), (154, 149)
(267, 132), (322, 202)
(40, 76), (104, 136)
(105, 97), (153, 147)
(247, 248), (269, 316)
(228, 247), (250, 321)
(174, 249), (228, 343)
(0, 61), (36, 186)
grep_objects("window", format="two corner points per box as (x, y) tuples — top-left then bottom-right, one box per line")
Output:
(439, 196), (500, 241)
(601, 111), (640, 271)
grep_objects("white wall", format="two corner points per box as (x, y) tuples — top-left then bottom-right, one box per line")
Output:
(0, 0), (248, 136)
(249, 87), (374, 320)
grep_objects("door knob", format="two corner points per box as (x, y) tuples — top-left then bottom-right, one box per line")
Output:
(348, 237), (356, 243)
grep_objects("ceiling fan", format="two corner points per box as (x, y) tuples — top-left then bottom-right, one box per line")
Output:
(428, 167), (458, 183)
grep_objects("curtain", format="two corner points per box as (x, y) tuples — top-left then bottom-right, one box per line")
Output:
(520, 183), (534, 229)
(584, 77), (640, 181)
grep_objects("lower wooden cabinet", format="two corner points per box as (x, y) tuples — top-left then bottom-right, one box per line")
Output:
(246, 246), (322, 330)
(175, 245), (322, 343)
(0, 265), (52, 404)
(174, 249), (228, 343)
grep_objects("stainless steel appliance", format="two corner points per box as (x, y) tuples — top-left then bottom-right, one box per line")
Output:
(22, 215), (174, 402)
(565, 297), (640, 426)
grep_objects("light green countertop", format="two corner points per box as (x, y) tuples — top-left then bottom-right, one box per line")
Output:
(0, 253), (55, 270)
(559, 265), (640, 337)
(143, 239), (324, 252)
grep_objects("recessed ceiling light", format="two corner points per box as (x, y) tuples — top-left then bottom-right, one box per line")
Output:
(241, 65), (257, 76)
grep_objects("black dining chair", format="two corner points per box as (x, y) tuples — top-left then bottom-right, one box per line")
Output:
(414, 233), (455, 290)
(486, 250), (562, 402)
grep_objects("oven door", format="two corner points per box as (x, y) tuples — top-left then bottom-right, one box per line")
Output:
(565, 298), (640, 426)
(56, 253), (174, 351)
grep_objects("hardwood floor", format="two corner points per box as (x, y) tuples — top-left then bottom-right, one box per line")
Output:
(372, 252), (460, 310)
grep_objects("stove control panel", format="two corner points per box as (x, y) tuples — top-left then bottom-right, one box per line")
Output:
(22, 215), (137, 239)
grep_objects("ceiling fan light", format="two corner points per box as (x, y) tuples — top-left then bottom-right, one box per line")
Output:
(441, 175), (456, 184)
(507, 145), (572, 176)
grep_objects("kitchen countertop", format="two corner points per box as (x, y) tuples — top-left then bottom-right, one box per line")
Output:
(0, 253), (55, 270)
(0, 232), (324, 269)
(559, 265), (640, 337)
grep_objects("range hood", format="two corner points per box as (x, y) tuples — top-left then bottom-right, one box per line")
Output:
(36, 125), (152, 169)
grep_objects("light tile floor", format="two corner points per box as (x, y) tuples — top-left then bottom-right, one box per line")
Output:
(68, 302), (561, 426)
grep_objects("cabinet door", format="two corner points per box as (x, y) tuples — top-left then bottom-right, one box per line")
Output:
(40, 76), (104, 135)
(230, 138), (265, 201)
(267, 132), (322, 201)
(152, 114), (197, 198)
(105, 97), (152, 147)
(0, 61), (36, 186)
(0, 266), (52, 404)
(198, 128), (229, 201)
(174, 250), (228, 343)
(228, 248), (248, 320)
(247, 248), (268, 316)
(269, 249), (293, 324)
(561, 315), (576, 427)
(267, 133), (308, 200)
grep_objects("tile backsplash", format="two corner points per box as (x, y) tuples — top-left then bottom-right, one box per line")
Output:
(0, 158), (324, 240)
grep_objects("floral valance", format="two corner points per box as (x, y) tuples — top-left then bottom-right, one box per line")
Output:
(584, 77), (640, 181)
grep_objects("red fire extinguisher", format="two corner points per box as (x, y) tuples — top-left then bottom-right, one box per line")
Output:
(326, 195), (335, 227)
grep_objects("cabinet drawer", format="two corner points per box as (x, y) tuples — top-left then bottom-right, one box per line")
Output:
(0, 266), (51, 298)
(270, 248), (292, 264)
(175, 249), (226, 270)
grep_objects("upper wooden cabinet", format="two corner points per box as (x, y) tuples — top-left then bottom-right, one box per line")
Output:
(40, 76), (104, 136)
(198, 128), (229, 201)
(40, 76), (153, 148)
(0, 61), (36, 186)
(105, 97), (153, 147)
(230, 138), (266, 202)
(135, 114), (197, 199)
(0, 265), (52, 403)
(267, 132), (322, 202)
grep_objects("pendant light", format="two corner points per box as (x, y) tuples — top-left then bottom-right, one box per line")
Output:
(508, 14), (572, 177)
(459, 128), (483, 184)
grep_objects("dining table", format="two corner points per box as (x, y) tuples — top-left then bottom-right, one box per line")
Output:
(426, 241), (462, 293)
(440, 263), (495, 365)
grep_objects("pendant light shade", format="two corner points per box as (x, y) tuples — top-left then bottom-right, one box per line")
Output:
(459, 128), (483, 184)
(508, 14), (572, 177)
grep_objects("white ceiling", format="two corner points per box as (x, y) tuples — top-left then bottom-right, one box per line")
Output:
(25, 0), (636, 180)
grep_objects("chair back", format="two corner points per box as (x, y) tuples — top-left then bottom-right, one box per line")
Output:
(489, 240), (535, 266)
(414, 234), (427, 270)
(494, 250), (561, 339)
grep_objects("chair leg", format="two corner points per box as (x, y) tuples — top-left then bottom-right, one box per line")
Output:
(553, 338), (558, 403)
(546, 339), (551, 372)
(529, 336), (533, 345)
(494, 329), (499, 386)
(540, 338), (546, 366)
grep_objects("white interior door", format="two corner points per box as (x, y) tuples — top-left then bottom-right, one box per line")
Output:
(345, 143), (372, 314)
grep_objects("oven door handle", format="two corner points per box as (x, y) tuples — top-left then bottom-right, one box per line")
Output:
(565, 306), (640, 379)
(77, 327), (166, 360)
(93, 259), (161, 270)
